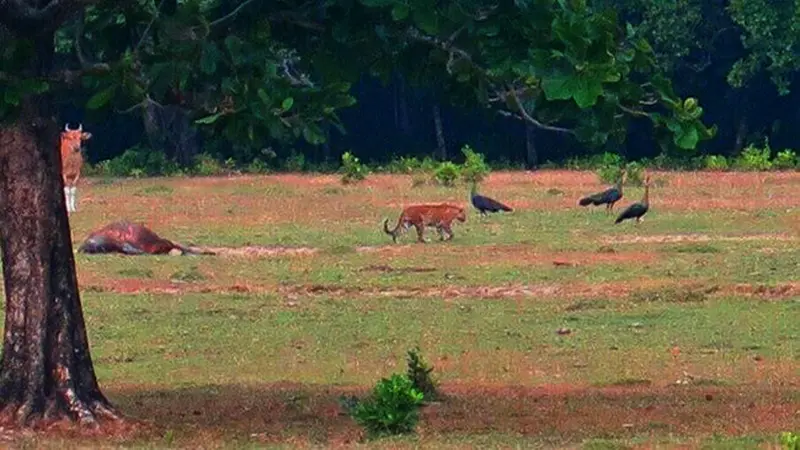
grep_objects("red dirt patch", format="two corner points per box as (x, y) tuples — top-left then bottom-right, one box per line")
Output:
(80, 278), (800, 301)
(37, 382), (789, 447)
(604, 233), (797, 245)
(357, 244), (659, 266)
(199, 245), (318, 257)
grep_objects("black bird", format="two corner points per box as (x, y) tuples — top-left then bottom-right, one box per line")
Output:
(615, 175), (651, 224)
(470, 184), (512, 216)
(579, 169), (626, 212)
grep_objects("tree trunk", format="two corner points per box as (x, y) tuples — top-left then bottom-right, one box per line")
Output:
(733, 115), (748, 155)
(0, 25), (120, 427)
(433, 104), (446, 160)
(525, 123), (537, 170)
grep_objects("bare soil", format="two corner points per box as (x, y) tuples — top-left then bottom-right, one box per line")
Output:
(94, 382), (798, 447)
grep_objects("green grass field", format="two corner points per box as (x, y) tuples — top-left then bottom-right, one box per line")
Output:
(3, 170), (798, 448)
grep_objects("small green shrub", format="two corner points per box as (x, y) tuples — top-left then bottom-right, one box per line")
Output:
(406, 347), (439, 402)
(782, 432), (799, 450)
(596, 165), (624, 185)
(284, 151), (306, 172)
(340, 151), (368, 184)
(246, 158), (271, 174)
(460, 144), (490, 184)
(773, 149), (797, 170)
(192, 153), (227, 176)
(351, 373), (424, 438)
(433, 161), (461, 186)
(704, 155), (729, 171)
(623, 162), (645, 186)
(566, 152), (623, 170)
(102, 145), (180, 177)
(735, 141), (772, 171)
(386, 156), (423, 174)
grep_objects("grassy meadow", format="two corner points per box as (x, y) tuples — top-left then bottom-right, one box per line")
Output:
(3, 170), (798, 448)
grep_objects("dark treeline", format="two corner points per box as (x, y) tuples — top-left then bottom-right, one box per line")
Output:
(39, 1), (800, 169)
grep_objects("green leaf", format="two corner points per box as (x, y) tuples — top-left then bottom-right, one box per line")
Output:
(195, 112), (224, 125)
(541, 75), (575, 101)
(674, 125), (700, 149)
(359, 0), (394, 6)
(3, 89), (20, 106)
(200, 42), (220, 75)
(391, 4), (410, 21)
(302, 123), (326, 145)
(281, 97), (294, 111)
(412, 7), (439, 35)
(257, 88), (270, 105)
(86, 86), (116, 110)
(224, 35), (246, 65)
(573, 76), (603, 109)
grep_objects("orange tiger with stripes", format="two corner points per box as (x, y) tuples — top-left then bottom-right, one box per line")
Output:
(383, 203), (466, 243)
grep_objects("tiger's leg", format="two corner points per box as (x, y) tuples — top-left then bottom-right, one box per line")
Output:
(414, 223), (426, 243)
(443, 223), (454, 240)
(436, 225), (446, 240)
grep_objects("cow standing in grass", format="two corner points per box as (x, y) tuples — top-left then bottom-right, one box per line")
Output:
(60, 123), (91, 213)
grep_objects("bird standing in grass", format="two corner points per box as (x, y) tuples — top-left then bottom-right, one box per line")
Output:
(470, 183), (513, 216)
(615, 174), (651, 225)
(579, 169), (626, 212)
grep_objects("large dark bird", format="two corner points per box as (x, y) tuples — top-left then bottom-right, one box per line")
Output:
(579, 169), (626, 212)
(470, 184), (512, 216)
(77, 221), (214, 255)
(615, 175), (651, 225)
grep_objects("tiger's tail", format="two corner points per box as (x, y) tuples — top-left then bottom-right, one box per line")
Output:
(383, 216), (402, 243)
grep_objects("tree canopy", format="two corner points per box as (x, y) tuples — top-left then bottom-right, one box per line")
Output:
(1, 0), (719, 168)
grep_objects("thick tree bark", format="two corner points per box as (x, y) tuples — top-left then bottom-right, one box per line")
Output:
(433, 104), (446, 160)
(0, 105), (121, 427)
(0, 9), (120, 427)
(525, 123), (537, 170)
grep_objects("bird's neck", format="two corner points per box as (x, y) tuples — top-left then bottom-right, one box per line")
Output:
(642, 183), (649, 204)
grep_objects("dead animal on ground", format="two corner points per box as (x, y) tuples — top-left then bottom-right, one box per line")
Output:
(77, 221), (215, 255)
(383, 203), (466, 243)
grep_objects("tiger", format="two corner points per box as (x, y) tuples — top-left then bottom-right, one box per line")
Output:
(383, 203), (467, 243)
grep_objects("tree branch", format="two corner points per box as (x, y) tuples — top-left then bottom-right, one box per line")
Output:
(406, 26), (573, 135)
(133, 0), (165, 53)
(618, 104), (650, 117)
(0, 0), (96, 32)
(505, 85), (575, 134)
(73, 6), (111, 72)
(209, 0), (259, 28)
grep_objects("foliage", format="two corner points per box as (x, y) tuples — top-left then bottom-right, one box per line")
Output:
(406, 347), (439, 402)
(351, 373), (424, 438)
(101, 145), (180, 177)
(245, 159), (271, 174)
(734, 142), (773, 171)
(727, 0), (800, 94)
(773, 150), (797, 170)
(384, 156), (424, 174)
(460, 145), (491, 184)
(703, 155), (729, 171)
(284, 151), (306, 172)
(782, 432), (799, 450)
(356, 0), (715, 152)
(433, 161), (461, 187)
(193, 153), (231, 176)
(340, 151), (368, 184)
(595, 155), (643, 187)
